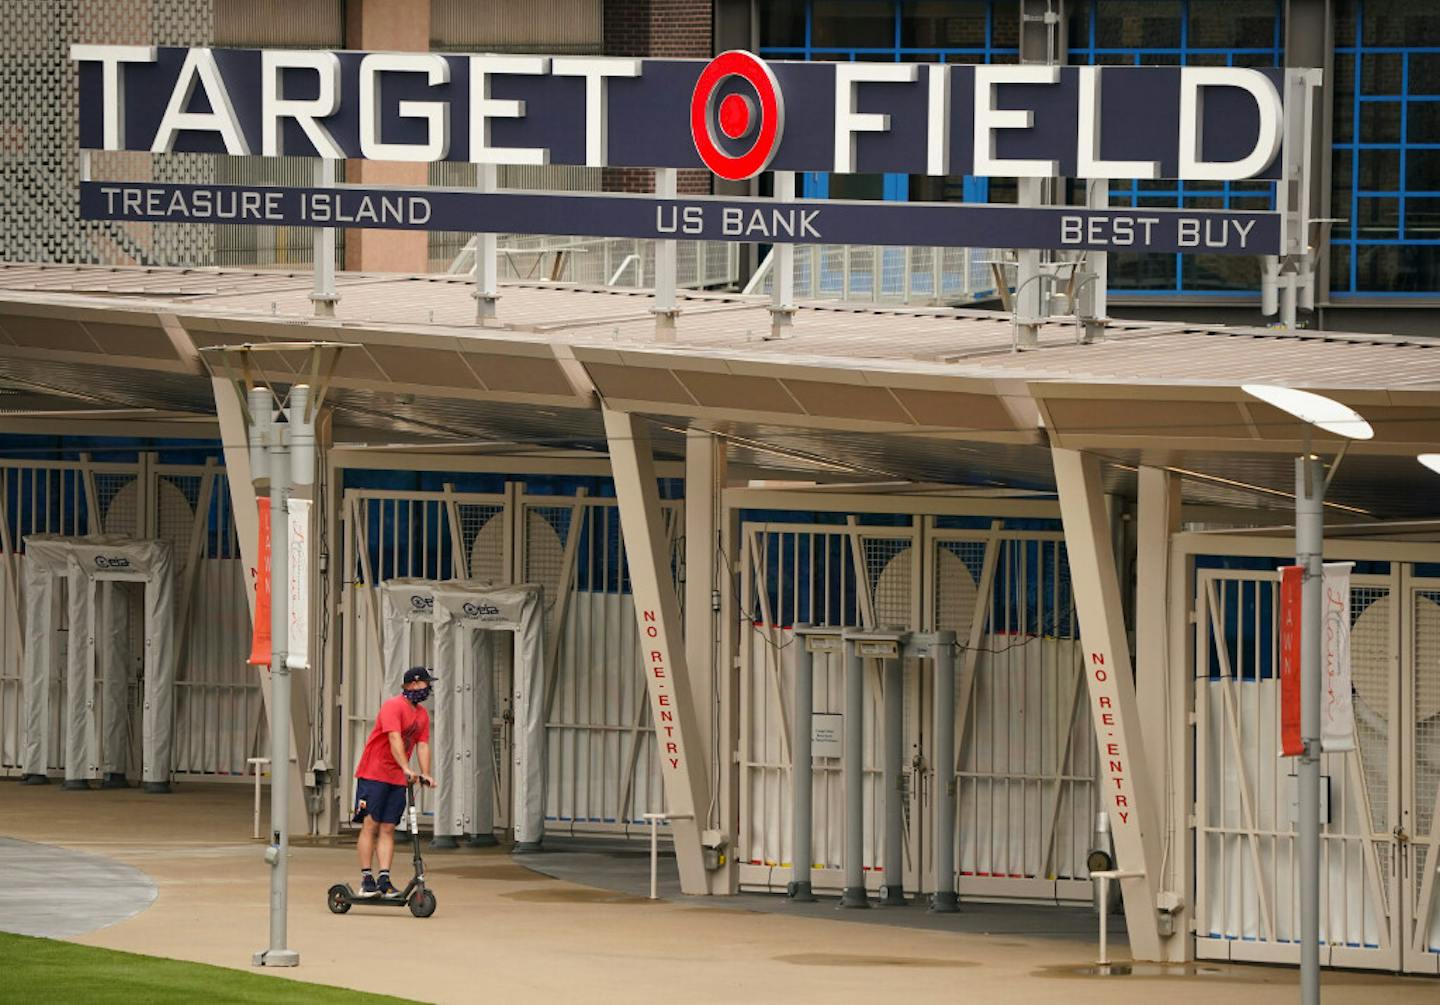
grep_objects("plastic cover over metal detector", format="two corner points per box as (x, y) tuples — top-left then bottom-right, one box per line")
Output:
(20, 536), (177, 792)
(380, 580), (546, 852)
(432, 582), (545, 852)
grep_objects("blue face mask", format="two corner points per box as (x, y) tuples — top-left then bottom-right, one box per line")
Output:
(404, 686), (431, 705)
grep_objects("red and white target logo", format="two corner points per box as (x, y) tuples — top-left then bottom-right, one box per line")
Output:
(690, 51), (785, 181)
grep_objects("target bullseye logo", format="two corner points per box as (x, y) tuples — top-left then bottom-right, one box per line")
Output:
(690, 51), (785, 181)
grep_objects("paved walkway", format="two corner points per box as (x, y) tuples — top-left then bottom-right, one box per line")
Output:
(3, 781), (1435, 1004)
(530, 837), (1105, 941)
(0, 836), (156, 938)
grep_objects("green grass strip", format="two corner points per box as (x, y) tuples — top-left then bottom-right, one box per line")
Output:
(0, 931), (425, 1004)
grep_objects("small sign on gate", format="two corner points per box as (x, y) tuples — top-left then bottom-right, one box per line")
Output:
(811, 713), (843, 758)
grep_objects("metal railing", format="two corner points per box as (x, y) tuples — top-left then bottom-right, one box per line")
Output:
(447, 235), (740, 291)
(745, 244), (998, 306)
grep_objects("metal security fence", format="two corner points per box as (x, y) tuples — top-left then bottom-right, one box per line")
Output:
(746, 244), (998, 306)
(0, 455), (258, 780)
(339, 483), (679, 837)
(735, 510), (1096, 903)
(1185, 548), (1440, 975)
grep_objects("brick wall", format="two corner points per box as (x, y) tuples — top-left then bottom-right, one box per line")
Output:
(603, 0), (713, 195)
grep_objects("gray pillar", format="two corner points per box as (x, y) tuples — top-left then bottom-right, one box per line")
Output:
(1297, 455), (1324, 1004)
(931, 640), (959, 913)
(881, 657), (906, 905)
(840, 640), (869, 908)
(263, 402), (296, 964)
(788, 628), (816, 902)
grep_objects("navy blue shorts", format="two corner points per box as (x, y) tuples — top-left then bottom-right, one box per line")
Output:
(353, 778), (407, 826)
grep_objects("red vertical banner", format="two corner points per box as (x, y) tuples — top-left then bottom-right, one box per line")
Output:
(248, 497), (272, 667)
(1279, 564), (1304, 757)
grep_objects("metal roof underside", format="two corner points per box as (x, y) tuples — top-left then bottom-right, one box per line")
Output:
(0, 263), (1437, 520)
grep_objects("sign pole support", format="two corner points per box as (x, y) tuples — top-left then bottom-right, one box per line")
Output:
(769, 171), (796, 339)
(474, 164), (499, 322)
(653, 168), (679, 342)
(310, 159), (339, 319)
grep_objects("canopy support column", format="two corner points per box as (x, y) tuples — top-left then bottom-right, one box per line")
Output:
(1053, 447), (1171, 962)
(602, 407), (711, 894)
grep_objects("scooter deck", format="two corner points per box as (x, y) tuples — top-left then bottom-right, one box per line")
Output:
(333, 884), (416, 907)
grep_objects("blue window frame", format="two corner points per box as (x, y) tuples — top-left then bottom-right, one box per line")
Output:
(1068, 0), (1284, 297)
(758, 0), (1021, 202)
(1332, 0), (1440, 298)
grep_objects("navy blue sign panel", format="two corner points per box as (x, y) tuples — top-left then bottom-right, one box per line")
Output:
(75, 48), (1285, 181)
(80, 182), (1281, 256)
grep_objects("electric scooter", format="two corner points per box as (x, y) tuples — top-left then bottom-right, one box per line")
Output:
(328, 781), (437, 918)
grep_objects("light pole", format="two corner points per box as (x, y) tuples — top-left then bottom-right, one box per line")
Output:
(200, 342), (350, 970)
(1242, 385), (1373, 1005)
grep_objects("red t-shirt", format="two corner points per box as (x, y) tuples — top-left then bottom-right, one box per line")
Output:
(355, 694), (430, 785)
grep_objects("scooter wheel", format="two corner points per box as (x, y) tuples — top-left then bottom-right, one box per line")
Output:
(327, 884), (352, 914)
(408, 889), (437, 918)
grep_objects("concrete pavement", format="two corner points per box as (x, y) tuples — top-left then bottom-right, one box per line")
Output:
(2, 781), (1435, 1004)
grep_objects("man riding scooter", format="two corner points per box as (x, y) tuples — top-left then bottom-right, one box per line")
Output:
(352, 668), (438, 898)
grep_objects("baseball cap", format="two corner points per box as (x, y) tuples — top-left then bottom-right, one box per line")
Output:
(403, 667), (439, 685)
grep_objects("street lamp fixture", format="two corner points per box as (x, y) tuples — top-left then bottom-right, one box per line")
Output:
(1241, 384), (1374, 441)
(1241, 384), (1371, 1005)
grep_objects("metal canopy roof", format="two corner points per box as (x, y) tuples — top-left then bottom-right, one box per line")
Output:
(0, 263), (1437, 519)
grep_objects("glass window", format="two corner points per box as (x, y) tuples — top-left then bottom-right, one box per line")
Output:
(1407, 198), (1440, 239)
(1412, 55), (1440, 97)
(1360, 1), (1440, 46)
(810, 1), (894, 50)
(1361, 52), (1403, 95)
(1355, 197), (1401, 238)
(1354, 244), (1440, 292)
(761, 0), (808, 50)
(1358, 149), (1401, 192)
(1332, 0), (1440, 297)
(1095, 1), (1182, 50)
(1410, 102), (1440, 144)
(900, 0), (989, 49)
(1184, 255), (1263, 291)
(1360, 101), (1402, 144)
(1108, 253), (1179, 291)
(1407, 149), (1440, 193)
(1188, 0), (1278, 50)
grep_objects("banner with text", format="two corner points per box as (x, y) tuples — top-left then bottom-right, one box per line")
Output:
(1279, 564), (1303, 757)
(247, 497), (272, 668)
(1277, 561), (1356, 756)
(1321, 562), (1356, 753)
(80, 181), (1279, 256)
(286, 498), (311, 671)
